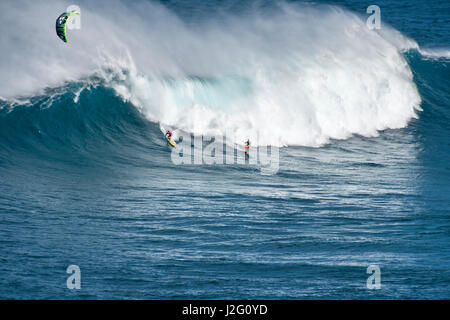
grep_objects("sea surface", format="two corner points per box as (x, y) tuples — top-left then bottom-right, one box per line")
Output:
(0, 0), (449, 299)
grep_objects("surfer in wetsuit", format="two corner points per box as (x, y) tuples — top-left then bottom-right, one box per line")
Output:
(166, 130), (172, 139)
(245, 139), (250, 155)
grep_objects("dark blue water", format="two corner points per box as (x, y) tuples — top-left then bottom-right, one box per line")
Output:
(0, 0), (449, 299)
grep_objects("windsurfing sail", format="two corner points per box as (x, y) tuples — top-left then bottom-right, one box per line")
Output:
(55, 11), (80, 43)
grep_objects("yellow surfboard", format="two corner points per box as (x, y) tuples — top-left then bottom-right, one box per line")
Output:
(167, 136), (176, 147)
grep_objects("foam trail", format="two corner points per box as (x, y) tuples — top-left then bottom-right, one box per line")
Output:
(0, 0), (422, 147)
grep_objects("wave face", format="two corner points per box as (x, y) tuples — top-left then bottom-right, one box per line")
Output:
(0, 0), (423, 147)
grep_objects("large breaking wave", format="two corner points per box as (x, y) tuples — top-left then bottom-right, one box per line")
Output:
(0, 0), (424, 147)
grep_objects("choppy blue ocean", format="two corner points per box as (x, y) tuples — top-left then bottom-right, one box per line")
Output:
(0, 0), (449, 299)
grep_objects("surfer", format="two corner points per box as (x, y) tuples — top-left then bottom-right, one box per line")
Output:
(244, 139), (250, 158)
(245, 139), (250, 150)
(165, 130), (176, 147)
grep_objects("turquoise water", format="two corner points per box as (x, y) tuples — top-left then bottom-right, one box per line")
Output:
(0, 0), (449, 299)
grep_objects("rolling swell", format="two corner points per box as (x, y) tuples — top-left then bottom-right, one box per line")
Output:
(0, 84), (166, 171)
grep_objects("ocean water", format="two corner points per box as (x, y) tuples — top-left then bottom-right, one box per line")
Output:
(0, 0), (449, 299)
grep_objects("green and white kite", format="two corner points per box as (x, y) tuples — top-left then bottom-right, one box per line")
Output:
(55, 11), (80, 43)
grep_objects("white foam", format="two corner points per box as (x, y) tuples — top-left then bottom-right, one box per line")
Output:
(418, 48), (450, 59)
(103, 4), (422, 147)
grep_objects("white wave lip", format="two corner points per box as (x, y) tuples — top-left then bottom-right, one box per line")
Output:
(418, 48), (450, 59)
(1, 1), (422, 147)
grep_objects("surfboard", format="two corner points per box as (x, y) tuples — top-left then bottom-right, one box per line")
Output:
(166, 135), (177, 147)
(160, 124), (177, 147)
